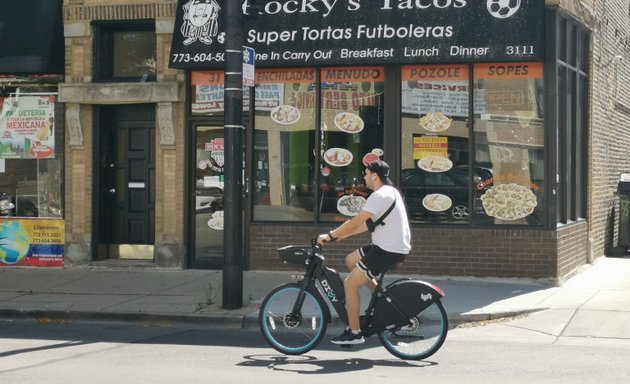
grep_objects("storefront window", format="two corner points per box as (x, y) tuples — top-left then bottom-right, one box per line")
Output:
(191, 71), (226, 116)
(194, 125), (224, 262)
(472, 63), (545, 226)
(252, 68), (317, 221)
(0, 93), (63, 219)
(191, 70), (251, 116)
(319, 67), (384, 222)
(400, 65), (474, 224)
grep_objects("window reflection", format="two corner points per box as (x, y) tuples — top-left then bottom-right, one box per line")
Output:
(400, 65), (472, 224)
(0, 94), (63, 218)
(253, 68), (316, 221)
(194, 126), (224, 261)
(473, 63), (545, 226)
(318, 67), (384, 222)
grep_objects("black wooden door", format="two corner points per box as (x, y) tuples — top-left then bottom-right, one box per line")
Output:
(96, 105), (155, 259)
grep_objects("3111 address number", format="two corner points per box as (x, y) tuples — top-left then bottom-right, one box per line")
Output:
(506, 45), (535, 56)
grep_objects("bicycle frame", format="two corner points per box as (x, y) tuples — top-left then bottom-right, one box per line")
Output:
(290, 241), (444, 336)
(290, 247), (348, 325)
(267, 240), (449, 359)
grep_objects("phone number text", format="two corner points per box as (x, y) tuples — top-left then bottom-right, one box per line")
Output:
(171, 53), (225, 63)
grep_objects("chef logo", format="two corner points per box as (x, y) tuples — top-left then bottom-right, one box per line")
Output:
(180, 0), (221, 45)
(487, 0), (521, 19)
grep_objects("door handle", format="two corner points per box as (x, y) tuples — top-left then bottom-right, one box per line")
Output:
(109, 188), (116, 194)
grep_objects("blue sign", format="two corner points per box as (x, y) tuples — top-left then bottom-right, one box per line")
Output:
(242, 46), (255, 87)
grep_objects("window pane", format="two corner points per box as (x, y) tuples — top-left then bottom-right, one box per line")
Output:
(579, 31), (589, 72)
(400, 64), (471, 224)
(568, 23), (577, 68)
(190, 71), (250, 116)
(0, 94), (63, 218)
(253, 68), (316, 221)
(473, 63), (545, 226)
(113, 31), (156, 79)
(194, 126), (224, 260)
(318, 67), (384, 222)
(191, 71), (225, 116)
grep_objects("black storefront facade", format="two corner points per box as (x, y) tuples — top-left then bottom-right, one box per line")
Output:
(171, 0), (590, 279)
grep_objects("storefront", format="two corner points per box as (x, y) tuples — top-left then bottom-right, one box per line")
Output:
(170, 0), (590, 278)
(0, 0), (65, 267)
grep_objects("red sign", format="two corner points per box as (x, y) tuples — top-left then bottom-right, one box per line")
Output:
(29, 142), (53, 158)
(205, 138), (224, 152)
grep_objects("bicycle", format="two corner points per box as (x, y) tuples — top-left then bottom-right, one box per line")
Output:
(258, 239), (448, 360)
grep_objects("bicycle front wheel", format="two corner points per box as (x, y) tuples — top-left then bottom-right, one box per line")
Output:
(377, 299), (448, 360)
(259, 283), (328, 355)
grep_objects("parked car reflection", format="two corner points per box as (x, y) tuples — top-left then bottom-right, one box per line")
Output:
(195, 185), (223, 214)
(401, 165), (493, 222)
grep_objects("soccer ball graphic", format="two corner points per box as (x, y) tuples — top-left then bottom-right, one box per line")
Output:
(487, 0), (521, 19)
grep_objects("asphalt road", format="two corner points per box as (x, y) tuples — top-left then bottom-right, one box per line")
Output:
(1, 316), (629, 384)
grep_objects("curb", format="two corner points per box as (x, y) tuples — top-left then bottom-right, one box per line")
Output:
(0, 309), (248, 329)
(0, 307), (543, 329)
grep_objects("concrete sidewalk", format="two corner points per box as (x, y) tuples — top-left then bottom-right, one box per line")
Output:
(1, 256), (629, 330)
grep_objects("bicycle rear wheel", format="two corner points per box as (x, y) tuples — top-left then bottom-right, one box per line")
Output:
(259, 283), (328, 355)
(377, 299), (448, 360)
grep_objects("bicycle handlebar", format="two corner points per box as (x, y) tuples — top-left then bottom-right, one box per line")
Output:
(311, 237), (322, 251)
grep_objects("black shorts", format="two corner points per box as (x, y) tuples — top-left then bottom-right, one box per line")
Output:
(357, 244), (406, 280)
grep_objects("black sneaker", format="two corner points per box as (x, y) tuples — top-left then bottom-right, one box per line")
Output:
(331, 328), (365, 345)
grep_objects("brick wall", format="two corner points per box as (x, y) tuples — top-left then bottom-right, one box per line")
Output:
(249, 224), (581, 279)
(556, 221), (589, 277)
(62, 0), (185, 265)
(581, 0), (630, 259)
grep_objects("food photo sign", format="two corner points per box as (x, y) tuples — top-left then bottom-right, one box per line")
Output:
(170, 0), (545, 69)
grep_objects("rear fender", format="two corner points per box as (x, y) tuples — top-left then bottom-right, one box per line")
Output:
(386, 278), (445, 300)
(368, 279), (445, 331)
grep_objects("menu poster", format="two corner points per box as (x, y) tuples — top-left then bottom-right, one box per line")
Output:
(401, 65), (486, 116)
(0, 95), (56, 159)
(192, 70), (286, 113)
(0, 218), (64, 267)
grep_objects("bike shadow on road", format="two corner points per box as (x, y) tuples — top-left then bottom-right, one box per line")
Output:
(238, 354), (437, 374)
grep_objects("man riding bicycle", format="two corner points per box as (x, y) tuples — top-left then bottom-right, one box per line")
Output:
(318, 159), (411, 345)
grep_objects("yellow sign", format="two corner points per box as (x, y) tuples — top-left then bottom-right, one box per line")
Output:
(0, 218), (64, 267)
(413, 136), (448, 160)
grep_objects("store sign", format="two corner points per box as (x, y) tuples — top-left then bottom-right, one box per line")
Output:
(191, 70), (285, 113)
(207, 137), (225, 170)
(0, 95), (56, 159)
(170, 0), (545, 69)
(413, 136), (449, 160)
(0, 219), (64, 267)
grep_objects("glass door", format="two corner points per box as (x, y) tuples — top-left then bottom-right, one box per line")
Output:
(191, 125), (225, 268)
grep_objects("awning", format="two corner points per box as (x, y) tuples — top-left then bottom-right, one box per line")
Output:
(0, 0), (64, 74)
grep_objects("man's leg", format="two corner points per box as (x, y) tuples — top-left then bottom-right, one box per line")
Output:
(344, 267), (370, 332)
(331, 266), (369, 345)
(345, 251), (376, 292)
(345, 250), (361, 271)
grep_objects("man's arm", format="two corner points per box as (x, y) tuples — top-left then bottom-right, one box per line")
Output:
(317, 210), (371, 244)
